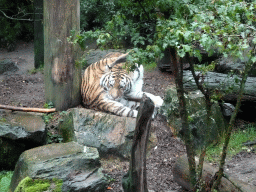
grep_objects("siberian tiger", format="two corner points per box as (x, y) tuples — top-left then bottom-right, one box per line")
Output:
(81, 52), (163, 118)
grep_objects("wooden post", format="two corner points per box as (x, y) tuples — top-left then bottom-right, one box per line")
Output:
(122, 94), (154, 192)
(34, 0), (44, 68)
(44, 0), (81, 111)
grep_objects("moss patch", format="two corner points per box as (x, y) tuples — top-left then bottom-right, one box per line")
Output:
(14, 177), (63, 192)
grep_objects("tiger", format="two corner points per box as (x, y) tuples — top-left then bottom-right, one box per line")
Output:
(81, 52), (163, 118)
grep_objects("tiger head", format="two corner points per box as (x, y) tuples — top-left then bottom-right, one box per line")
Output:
(100, 71), (132, 101)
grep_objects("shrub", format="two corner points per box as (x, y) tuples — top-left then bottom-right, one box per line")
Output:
(0, 0), (34, 51)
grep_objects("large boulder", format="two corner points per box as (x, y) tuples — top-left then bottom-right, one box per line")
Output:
(160, 87), (225, 148)
(0, 110), (46, 170)
(9, 142), (107, 192)
(59, 108), (156, 159)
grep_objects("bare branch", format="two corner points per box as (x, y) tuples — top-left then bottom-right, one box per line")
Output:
(0, 9), (33, 21)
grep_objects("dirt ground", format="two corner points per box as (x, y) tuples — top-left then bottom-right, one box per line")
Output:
(0, 41), (255, 191)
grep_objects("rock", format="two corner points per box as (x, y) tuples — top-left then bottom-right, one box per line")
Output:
(183, 70), (256, 121)
(221, 103), (235, 117)
(0, 59), (18, 74)
(160, 87), (225, 148)
(59, 108), (156, 159)
(9, 142), (107, 192)
(215, 56), (256, 77)
(173, 154), (256, 192)
(0, 110), (46, 170)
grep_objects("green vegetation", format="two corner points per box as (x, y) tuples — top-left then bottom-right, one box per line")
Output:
(27, 67), (44, 75)
(80, 0), (116, 31)
(0, 0), (34, 51)
(206, 124), (256, 162)
(14, 177), (63, 192)
(43, 102), (55, 124)
(0, 117), (7, 122)
(46, 132), (63, 144)
(0, 171), (13, 192)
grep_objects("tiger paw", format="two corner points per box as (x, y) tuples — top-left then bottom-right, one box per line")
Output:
(154, 96), (163, 108)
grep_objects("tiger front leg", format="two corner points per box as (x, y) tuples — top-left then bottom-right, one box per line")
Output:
(125, 92), (163, 108)
(99, 99), (138, 118)
(125, 92), (163, 118)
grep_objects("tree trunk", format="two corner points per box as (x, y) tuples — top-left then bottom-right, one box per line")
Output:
(34, 0), (44, 69)
(44, 0), (81, 111)
(122, 94), (154, 192)
(170, 47), (197, 186)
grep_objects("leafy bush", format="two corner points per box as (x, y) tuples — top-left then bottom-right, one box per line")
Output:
(0, 171), (13, 192)
(0, 0), (34, 51)
(80, 0), (116, 31)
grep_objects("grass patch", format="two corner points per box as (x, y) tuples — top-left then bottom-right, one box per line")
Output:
(0, 171), (14, 192)
(27, 66), (44, 75)
(205, 124), (256, 163)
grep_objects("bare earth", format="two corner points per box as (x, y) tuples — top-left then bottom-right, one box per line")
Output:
(0, 41), (255, 191)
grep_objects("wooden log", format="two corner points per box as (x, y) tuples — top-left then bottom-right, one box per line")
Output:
(173, 154), (256, 191)
(44, 0), (81, 111)
(0, 104), (56, 113)
(183, 70), (256, 102)
(34, 0), (44, 68)
(122, 94), (154, 192)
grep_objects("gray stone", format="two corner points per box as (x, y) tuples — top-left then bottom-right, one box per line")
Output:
(9, 142), (107, 192)
(222, 103), (235, 117)
(0, 110), (46, 170)
(0, 59), (18, 74)
(59, 108), (156, 159)
(160, 87), (225, 149)
(216, 56), (256, 77)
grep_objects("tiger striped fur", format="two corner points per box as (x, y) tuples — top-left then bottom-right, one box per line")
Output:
(81, 52), (163, 118)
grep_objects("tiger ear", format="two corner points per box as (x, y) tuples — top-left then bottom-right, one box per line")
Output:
(107, 65), (112, 70)
(108, 52), (129, 68)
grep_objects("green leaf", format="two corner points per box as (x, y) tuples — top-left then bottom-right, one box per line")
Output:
(251, 57), (256, 63)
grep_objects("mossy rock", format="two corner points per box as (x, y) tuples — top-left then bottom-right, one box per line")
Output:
(160, 87), (225, 149)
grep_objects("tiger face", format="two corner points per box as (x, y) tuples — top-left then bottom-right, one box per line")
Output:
(100, 71), (132, 101)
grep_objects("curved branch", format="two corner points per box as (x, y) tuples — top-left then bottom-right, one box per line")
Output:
(0, 9), (33, 21)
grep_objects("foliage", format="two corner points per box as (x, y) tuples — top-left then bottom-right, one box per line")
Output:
(0, 0), (34, 50)
(46, 132), (63, 144)
(0, 171), (13, 192)
(14, 177), (63, 192)
(43, 101), (54, 109)
(206, 124), (256, 162)
(80, 0), (116, 31)
(27, 66), (44, 75)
